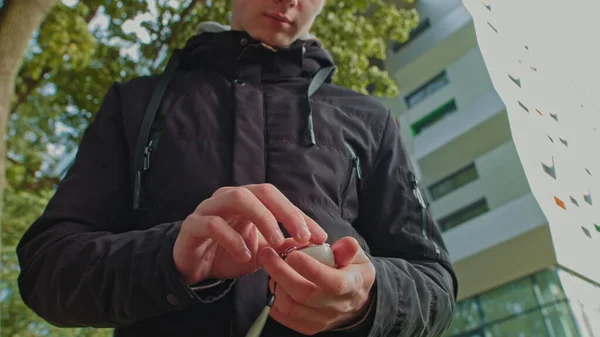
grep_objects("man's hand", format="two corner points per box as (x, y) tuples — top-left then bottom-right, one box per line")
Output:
(260, 237), (376, 336)
(173, 184), (328, 285)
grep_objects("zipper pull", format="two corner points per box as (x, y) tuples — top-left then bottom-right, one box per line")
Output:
(142, 133), (161, 171)
(408, 172), (427, 209)
(353, 156), (362, 180)
(142, 141), (153, 171)
(344, 142), (362, 180)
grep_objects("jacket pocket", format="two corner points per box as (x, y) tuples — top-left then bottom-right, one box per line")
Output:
(341, 142), (362, 219)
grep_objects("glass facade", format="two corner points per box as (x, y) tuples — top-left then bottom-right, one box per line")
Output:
(443, 268), (581, 337)
(557, 269), (600, 337)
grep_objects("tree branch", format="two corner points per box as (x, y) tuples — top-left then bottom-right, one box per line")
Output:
(150, 0), (201, 69)
(10, 3), (101, 117)
(10, 67), (52, 116)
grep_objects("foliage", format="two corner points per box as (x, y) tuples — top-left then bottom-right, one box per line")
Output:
(1, 0), (419, 335)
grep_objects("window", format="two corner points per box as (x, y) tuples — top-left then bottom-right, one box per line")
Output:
(442, 298), (484, 336)
(405, 71), (449, 108)
(438, 198), (489, 231)
(442, 268), (581, 337)
(533, 269), (567, 306)
(480, 277), (539, 322)
(544, 303), (580, 337)
(485, 311), (548, 337)
(391, 18), (432, 52)
(429, 163), (479, 201)
(411, 99), (458, 136)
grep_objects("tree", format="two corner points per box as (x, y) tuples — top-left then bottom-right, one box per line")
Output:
(0, 0), (60, 219)
(1, 0), (420, 335)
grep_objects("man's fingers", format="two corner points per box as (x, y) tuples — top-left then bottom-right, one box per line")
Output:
(331, 236), (366, 267)
(259, 247), (316, 304)
(212, 186), (235, 197)
(197, 188), (285, 245)
(296, 208), (328, 244)
(211, 185), (328, 245)
(244, 184), (318, 243)
(270, 286), (336, 331)
(270, 298), (329, 336)
(286, 251), (351, 296)
(187, 214), (252, 262)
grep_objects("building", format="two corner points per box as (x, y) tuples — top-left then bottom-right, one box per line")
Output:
(378, 0), (600, 336)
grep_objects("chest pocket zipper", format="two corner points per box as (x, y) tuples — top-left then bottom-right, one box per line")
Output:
(408, 172), (441, 258)
(341, 142), (362, 218)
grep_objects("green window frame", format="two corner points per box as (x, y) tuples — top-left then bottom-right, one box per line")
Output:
(410, 99), (458, 136)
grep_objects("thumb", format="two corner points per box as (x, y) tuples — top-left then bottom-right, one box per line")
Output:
(331, 237), (368, 267)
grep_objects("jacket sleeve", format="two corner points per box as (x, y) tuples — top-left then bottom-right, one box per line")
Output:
(351, 111), (458, 337)
(16, 83), (234, 328)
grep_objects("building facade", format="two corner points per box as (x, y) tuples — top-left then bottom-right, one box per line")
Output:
(378, 1), (600, 336)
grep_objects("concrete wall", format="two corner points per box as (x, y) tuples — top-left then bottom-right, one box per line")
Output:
(429, 141), (532, 220)
(441, 191), (547, 263)
(451, 225), (556, 300)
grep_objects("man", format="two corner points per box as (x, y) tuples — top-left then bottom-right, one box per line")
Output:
(16, 0), (457, 336)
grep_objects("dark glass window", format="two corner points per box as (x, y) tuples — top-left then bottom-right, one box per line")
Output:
(438, 199), (489, 231)
(429, 163), (479, 201)
(405, 71), (449, 108)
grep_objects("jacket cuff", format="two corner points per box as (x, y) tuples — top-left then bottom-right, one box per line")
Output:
(187, 278), (237, 303)
(157, 222), (236, 309)
(360, 257), (400, 337)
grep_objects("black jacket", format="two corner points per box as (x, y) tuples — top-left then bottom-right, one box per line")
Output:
(17, 30), (457, 337)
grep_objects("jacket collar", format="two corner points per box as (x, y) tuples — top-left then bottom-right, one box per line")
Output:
(175, 30), (336, 81)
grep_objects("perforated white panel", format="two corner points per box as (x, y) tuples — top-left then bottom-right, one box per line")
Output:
(463, 0), (599, 280)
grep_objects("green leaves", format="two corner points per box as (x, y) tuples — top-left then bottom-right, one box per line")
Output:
(3, 0), (420, 335)
(313, 0), (418, 96)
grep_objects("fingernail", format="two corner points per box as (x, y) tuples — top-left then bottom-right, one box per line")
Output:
(243, 249), (252, 261)
(259, 247), (275, 262)
(270, 231), (285, 245)
(298, 226), (311, 240)
(317, 226), (327, 236)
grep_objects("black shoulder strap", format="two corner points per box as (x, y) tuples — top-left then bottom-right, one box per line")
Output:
(133, 54), (180, 210)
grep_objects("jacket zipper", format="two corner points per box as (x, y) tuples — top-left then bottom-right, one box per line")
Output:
(134, 132), (161, 209)
(408, 172), (441, 258)
(143, 132), (161, 171)
(341, 142), (362, 216)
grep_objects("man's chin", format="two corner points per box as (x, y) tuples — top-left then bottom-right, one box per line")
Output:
(251, 31), (295, 49)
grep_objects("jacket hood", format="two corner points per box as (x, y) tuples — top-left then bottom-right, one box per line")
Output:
(173, 22), (336, 81)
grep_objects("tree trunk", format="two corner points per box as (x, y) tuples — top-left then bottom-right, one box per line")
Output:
(0, 0), (58, 217)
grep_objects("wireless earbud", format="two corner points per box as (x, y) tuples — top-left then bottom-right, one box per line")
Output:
(245, 243), (336, 337)
(282, 243), (337, 268)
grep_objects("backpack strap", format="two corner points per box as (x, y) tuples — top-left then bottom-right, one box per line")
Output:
(133, 54), (180, 210)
